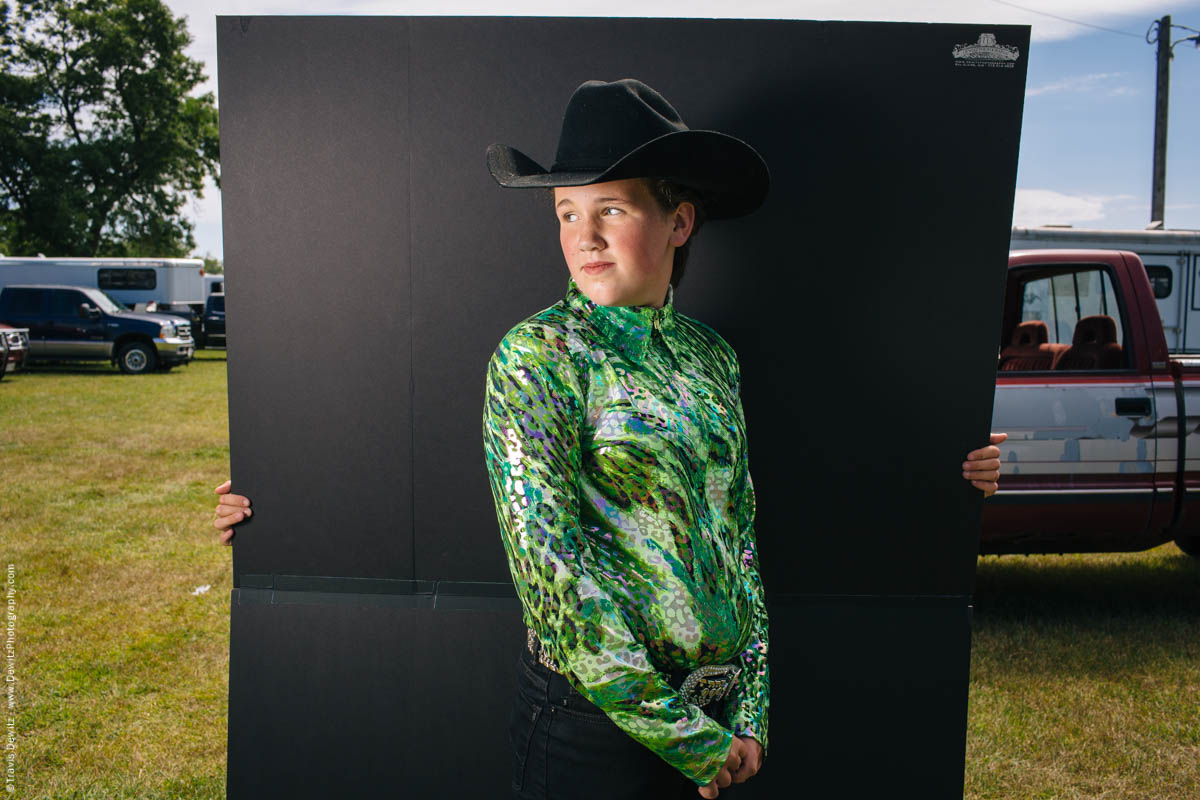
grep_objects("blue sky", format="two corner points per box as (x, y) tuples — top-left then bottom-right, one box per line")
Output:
(165, 1), (1200, 259)
(1016, 14), (1200, 230)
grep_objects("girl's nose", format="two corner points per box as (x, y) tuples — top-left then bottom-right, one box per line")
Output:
(577, 218), (604, 251)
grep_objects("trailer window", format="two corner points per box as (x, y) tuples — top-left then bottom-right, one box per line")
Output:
(98, 268), (156, 290)
(1144, 266), (1172, 299)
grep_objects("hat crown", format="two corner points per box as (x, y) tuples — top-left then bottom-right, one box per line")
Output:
(552, 79), (688, 172)
(485, 77), (769, 219)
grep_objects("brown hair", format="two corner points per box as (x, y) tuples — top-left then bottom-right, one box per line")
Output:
(643, 178), (707, 289)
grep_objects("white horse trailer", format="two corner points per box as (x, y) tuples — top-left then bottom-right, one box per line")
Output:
(1010, 226), (1200, 353)
(0, 256), (206, 314)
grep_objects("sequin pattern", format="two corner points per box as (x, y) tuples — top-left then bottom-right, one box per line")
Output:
(482, 276), (769, 786)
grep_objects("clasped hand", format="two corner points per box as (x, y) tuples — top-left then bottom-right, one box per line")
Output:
(699, 735), (763, 798)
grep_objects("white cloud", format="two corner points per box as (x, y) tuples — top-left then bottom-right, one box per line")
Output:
(1012, 188), (1137, 227)
(188, 175), (221, 225)
(1026, 72), (1129, 96)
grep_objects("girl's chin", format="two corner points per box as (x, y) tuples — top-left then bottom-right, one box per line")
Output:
(577, 276), (615, 297)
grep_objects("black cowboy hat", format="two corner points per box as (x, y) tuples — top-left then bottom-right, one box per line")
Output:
(486, 79), (769, 220)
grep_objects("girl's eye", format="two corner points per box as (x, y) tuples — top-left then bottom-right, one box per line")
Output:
(562, 212), (579, 222)
(601, 206), (622, 216)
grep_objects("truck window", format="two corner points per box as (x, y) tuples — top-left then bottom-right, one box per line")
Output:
(1020, 268), (1123, 347)
(81, 288), (125, 314)
(0, 288), (43, 315)
(98, 268), (156, 290)
(1144, 265), (1172, 299)
(49, 290), (89, 318)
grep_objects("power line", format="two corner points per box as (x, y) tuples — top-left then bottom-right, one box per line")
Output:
(1146, 17), (1200, 47)
(985, 0), (1143, 38)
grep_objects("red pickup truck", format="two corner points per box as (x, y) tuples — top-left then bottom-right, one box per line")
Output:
(984, 249), (1200, 558)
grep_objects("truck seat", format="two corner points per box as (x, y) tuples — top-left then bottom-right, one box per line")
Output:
(998, 321), (1067, 371)
(1051, 315), (1123, 370)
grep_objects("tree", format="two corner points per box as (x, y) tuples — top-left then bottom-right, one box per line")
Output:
(0, 0), (219, 257)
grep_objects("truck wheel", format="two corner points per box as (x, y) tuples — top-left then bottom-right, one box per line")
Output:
(1175, 535), (1200, 558)
(116, 342), (157, 374)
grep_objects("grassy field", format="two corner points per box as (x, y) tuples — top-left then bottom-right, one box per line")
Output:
(2, 352), (232, 799)
(2, 351), (1198, 798)
(969, 550), (1199, 798)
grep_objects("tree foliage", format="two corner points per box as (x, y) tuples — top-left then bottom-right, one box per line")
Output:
(0, 0), (219, 257)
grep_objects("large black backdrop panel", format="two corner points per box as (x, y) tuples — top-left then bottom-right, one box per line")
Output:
(219, 16), (1027, 798)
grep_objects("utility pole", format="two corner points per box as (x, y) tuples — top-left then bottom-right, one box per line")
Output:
(1148, 15), (1200, 228)
(1150, 15), (1170, 227)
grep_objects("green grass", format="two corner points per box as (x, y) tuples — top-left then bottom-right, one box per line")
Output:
(2, 352), (1198, 798)
(1, 352), (232, 799)
(967, 550), (1200, 799)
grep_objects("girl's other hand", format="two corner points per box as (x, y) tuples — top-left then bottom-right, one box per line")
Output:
(213, 479), (252, 545)
(963, 433), (1008, 498)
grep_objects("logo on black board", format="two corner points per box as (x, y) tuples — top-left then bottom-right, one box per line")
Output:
(952, 33), (1020, 68)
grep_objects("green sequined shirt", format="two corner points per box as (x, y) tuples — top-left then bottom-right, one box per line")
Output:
(482, 275), (769, 786)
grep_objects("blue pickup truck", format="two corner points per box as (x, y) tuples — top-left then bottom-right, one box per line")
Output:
(0, 284), (194, 374)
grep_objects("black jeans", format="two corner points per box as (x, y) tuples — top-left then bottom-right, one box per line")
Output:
(507, 642), (705, 800)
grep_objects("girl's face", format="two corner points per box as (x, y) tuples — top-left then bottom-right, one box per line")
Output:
(553, 178), (694, 308)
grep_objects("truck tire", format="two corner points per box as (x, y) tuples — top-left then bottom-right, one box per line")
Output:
(116, 341), (157, 374)
(1175, 535), (1200, 558)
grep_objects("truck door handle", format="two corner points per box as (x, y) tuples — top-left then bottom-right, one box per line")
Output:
(1115, 398), (1152, 417)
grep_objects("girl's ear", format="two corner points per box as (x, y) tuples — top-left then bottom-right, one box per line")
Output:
(669, 201), (696, 247)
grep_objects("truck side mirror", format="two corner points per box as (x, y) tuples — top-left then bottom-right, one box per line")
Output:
(79, 303), (100, 320)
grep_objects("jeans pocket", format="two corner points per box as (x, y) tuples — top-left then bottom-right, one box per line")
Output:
(509, 695), (543, 793)
(560, 688), (613, 724)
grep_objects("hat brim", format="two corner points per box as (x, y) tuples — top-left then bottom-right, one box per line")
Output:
(486, 130), (769, 220)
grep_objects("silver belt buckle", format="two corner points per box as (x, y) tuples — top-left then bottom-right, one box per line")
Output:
(679, 664), (741, 707)
(526, 627), (559, 672)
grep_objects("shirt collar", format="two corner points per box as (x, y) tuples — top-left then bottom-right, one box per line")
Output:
(565, 275), (677, 363)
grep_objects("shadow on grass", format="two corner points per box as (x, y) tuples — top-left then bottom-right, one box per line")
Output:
(14, 352), (225, 374)
(973, 548), (1200, 624)
(15, 364), (182, 376)
(14, 363), (128, 376)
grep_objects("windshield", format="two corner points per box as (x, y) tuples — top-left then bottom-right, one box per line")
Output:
(82, 288), (125, 314)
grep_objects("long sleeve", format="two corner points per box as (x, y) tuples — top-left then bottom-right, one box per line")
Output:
(482, 325), (735, 786)
(720, 349), (771, 757)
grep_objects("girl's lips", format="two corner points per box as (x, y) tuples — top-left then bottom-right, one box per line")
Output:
(582, 262), (613, 273)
